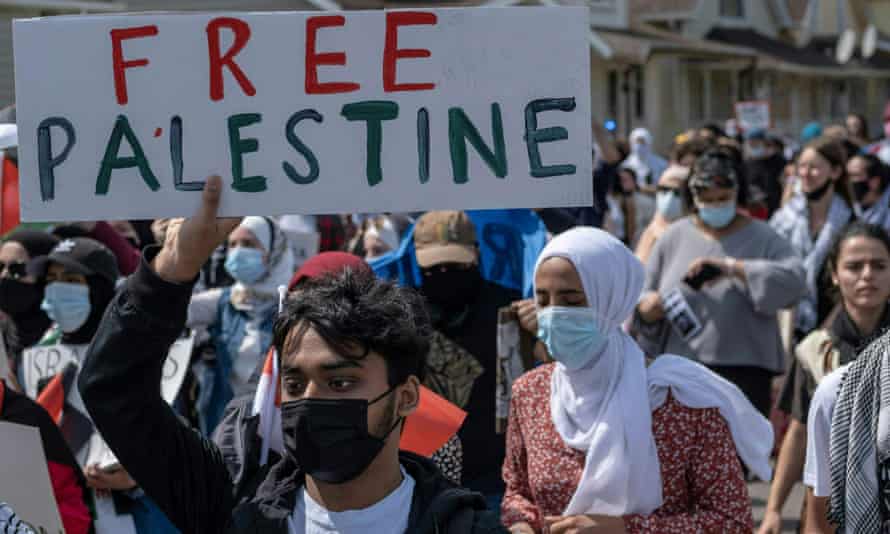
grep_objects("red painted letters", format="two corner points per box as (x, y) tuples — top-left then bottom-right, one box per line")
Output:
(305, 16), (360, 95)
(207, 17), (257, 101)
(110, 26), (159, 105)
(383, 12), (436, 92)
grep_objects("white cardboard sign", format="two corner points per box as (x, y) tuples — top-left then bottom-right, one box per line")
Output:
(21, 333), (195, 404)
(13, 8), (592, 221)
(0, 422), (66, 534)
(734, 100), (770, 133)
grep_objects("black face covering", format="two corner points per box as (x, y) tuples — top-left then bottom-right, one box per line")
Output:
(805, 178), (834, 202)
(0, 278), (42, 315)
(420, 264), (481, 311)
(281, 387), (401, 484)
(853, 180), (872, 204)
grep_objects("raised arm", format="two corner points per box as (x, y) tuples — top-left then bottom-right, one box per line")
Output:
(78, 176), (242, 533)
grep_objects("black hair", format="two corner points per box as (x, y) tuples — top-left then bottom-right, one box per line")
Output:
(0, 311), (22, 375)
(851, 153), (890, 190)
(700, 123), (726, 138)
(273, 269), (430, 387)
(0, 311), (21, 357)
(848, 112), (870, 140)
(670, 137), (714, 164)
(686, 147), (749, 208)
(827, 222), (890, 276)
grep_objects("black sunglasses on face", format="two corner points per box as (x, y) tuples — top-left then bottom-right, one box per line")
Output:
(656, 186), (681, 195)
(0, 261), (27, 280)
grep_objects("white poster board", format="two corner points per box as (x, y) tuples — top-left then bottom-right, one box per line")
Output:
(0, 422), (65, 534)
(21, 343), (85, 400)
(734, 100), (771, 133)
(22, 333), (195, 404)
(14, 8), (592, 221)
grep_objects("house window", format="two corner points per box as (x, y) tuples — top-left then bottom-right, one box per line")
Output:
(720, 0), (745, 18)
(608, 70), (618, 117)
(711, 70), (734, 120)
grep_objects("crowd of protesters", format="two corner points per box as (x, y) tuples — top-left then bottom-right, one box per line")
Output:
(6, 103), (890, 534)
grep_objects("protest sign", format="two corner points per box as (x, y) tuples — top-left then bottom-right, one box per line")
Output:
(161, 332), (195, 404)
(22, 332), (194, 403)
(0, 422), (65, 534)
(21, 343), (85, 399)
(14, 8), (592, 221)
(734, 100), (770, 133)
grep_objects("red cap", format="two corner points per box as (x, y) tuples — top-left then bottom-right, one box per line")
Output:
(288, 252), (371, 291)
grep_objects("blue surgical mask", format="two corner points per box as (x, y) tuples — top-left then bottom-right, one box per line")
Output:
(41, 282), (91, 333)
(696, 199), (737, 229)
(225, 247), (267, 285)
(536, 306), (608, 371)
(655, 191), (684, 221)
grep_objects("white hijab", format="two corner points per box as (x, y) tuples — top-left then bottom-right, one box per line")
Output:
(537, 227), (773, 517)
(537, 227), (661, 516)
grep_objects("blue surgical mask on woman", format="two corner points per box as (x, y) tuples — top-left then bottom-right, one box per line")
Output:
(656, 191), (684, 221)
(225, 247), (267, 284)
(696, 199), (737, 229)
(41, 282), (91, 333)
(537, 306), (608, 371)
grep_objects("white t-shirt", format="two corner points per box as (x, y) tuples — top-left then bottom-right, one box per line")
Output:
(288, 468), (415, 534)
(804, 365), (849, 497)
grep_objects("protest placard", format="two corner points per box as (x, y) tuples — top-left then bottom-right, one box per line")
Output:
(0, 422), (65, 534)
(13, 7), (592, 222)
(734, 100), (771, 133)
(22, 332), (194, 403)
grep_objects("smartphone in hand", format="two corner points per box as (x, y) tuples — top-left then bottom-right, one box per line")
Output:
(684, 263), (723, 290)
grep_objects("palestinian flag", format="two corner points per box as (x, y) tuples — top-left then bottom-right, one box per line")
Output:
(0, 124), (18, 235)
(36, 362), (93, 458)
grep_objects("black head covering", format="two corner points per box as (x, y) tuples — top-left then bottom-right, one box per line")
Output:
(0, 231), (59, 348)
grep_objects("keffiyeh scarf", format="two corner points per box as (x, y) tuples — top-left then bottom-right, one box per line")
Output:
(829, 337), (890, 532)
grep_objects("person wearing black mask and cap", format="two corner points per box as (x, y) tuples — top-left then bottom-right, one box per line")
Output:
(0, 230), (59, 349)
(413, 211), (520, 510)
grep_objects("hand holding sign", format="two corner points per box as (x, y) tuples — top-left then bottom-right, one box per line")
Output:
(153, 176), (241, 283)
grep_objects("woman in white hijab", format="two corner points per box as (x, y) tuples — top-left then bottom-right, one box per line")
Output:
(623, 128), (668, 189)
(501, 227), (771, 533)
(186, 216), (296, 435)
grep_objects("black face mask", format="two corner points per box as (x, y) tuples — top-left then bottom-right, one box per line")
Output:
(281, 387), (401, 484)
(0, 278), (42, 316)
(805, 179), (834, 202)
(853, 180), (872, 203)
(421, 264), (481, 310)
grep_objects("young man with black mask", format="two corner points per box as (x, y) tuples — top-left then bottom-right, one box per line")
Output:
(78, 177), (504, 533)
(413, 211), (521, 508)
(847, 153), (890, 231)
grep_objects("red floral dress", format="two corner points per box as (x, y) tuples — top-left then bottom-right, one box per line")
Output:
(501, 364), (753, 533)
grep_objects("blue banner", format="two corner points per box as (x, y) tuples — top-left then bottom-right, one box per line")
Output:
(370, 209), (548, 298)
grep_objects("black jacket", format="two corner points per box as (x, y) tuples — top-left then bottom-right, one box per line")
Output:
(78, 249), (505, 534)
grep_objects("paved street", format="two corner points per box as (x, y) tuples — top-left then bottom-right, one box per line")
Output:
(750, 479), (806, 533)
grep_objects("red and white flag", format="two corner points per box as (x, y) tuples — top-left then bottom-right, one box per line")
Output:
(0, 124), (20, 234)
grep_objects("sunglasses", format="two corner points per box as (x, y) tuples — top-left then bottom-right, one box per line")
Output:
(0, 261), (28, 280)
(656, 186), (682, 195)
